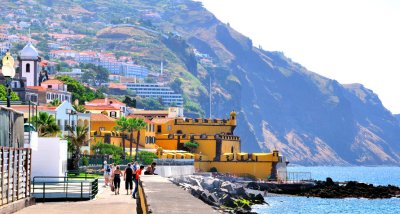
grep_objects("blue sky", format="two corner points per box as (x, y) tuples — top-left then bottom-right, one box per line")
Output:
(200, 0), (400, 114)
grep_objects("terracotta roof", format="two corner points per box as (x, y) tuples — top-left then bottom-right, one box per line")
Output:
(132, 110), (168, 115)
(109, 83), (127, 90)
(126, 115), (152, 123)
(41, 79), (64, 85)
(84, 105), (119, 110)
(10, 105), (57, 112)
(26, 86), (46, 92)
(151, 118), (173, 124)
(86, 98), (125, 106)
(90, 113), (116, 122)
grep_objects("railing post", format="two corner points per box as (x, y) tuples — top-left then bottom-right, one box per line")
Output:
(81, 182), (83, 199)
(43, 182), (45, 202)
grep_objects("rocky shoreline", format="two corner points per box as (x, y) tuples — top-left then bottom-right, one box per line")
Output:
(297, 178), (400, 199)
(170, 175), (266, 214)
(247, 177), (400, 199)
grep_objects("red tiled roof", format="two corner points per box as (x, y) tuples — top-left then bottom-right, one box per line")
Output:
(86, 98), (125, 106)
(132, 110), (168, 115)
(126, 115), (152, 123)
(84, 105), (119, 110)
(41, 79), (64, 85)
(26, 86), (46, 92)
(90, 113), (116, 122)
(10, 105), (57, 111)
(109, 83), (127, 90)
(151, 118), (173, 124)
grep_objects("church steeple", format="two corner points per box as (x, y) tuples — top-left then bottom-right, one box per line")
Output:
(19, 41), (40, 86)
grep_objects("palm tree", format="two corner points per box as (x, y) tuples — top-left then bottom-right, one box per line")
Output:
(127, 118), (147, 161)
(29, 112), (61, 137)
(66, 125), (90, 170)
(115, 117), (129, 158)
(49, 99), (62, 107)
(73, 104), (86, 113)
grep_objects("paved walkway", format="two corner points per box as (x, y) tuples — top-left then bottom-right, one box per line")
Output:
(17, 181), (136, 214)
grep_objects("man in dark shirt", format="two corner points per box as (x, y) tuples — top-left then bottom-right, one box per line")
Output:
(124, 163), (133, 195)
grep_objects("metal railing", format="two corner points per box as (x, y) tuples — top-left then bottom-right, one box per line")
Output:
(154, 159), (194, 166)
(32, 176), (98, 202)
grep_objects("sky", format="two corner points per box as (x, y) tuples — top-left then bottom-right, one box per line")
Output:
(200, 0), (400, 114)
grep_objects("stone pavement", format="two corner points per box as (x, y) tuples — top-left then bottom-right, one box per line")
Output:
(16, 181), (136, 214)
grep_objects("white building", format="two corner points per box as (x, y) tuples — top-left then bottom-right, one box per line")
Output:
(124, 83), (184, 107)
(122, 63), (149, 79)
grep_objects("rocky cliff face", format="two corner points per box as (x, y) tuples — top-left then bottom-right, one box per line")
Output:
(160, 1), (400, 165)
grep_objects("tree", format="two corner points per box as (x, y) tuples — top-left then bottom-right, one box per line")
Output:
(184, 140), (199, 153)
(29, 112), (60, 137)
(114, 117), (129, 158)
(0, 85), (19, 101)
(123, 96), (136, 107)
(66, 125), (90, 170)
(49, 98), (61, 106)
(73, 104), (86, 113)
(128, 118), (148, 161)
(56, 75), (104, 104)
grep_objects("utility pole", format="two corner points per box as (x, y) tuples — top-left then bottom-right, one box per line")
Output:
(209, 76), (212, 118)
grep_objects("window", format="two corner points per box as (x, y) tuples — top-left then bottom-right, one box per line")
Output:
(167, 125), (172, 131)
(157, 125), (162, 133)
(26, 63), (30, 73)
(110, 111), (117, 118)
(48, 85), (52, 89)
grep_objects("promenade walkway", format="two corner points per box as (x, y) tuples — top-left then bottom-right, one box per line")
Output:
(16, 181), (136, 214)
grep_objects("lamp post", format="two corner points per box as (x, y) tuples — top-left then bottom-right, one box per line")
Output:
(1, 51), (16, 108)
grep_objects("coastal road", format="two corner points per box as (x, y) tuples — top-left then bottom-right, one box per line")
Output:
(16, 181), (137, 214)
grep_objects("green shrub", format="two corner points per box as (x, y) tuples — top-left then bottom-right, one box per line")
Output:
(82, 156), (89, 166)
(138, 151), (157, 165)
(209, 167), (218, 172)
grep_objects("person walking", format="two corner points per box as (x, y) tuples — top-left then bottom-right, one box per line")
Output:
(113, 165), (122, 195)
(133, 165), (145, 199)
(102, 161), (111, 187)
(124, 163), (134, 195)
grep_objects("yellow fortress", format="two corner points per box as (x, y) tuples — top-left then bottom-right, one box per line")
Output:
(90, 110), (288, 180)
(151, 111), (288, 180)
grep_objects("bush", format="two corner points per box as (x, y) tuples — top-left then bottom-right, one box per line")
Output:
(138, 151), (158, 165)
(92, 142), (124, 157)
(82, 156), (89, 166)
(209, 167), (218, 172)
(184, 141), (199, 153)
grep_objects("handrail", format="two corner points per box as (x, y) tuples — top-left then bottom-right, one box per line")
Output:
(32, 176), (98, 202)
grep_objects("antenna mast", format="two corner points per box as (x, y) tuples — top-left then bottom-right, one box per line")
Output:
(209, 76), (212, 118)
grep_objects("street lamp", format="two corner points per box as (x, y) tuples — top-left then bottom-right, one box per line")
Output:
(1, 51), (16, 108)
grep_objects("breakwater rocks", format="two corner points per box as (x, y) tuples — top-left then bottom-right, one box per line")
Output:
(248, 177), (400, 199)
(171, 175), (266, 213)
(298, 178), (400, 199)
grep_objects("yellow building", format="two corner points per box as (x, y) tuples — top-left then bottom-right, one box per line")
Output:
(90, 114), (157, 153)
(152, 111), (288, 180)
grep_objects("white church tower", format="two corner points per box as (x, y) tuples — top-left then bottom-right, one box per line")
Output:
(19, 41), (40, 86)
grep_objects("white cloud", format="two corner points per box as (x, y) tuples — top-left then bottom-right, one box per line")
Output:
(201, 0), (400, 113)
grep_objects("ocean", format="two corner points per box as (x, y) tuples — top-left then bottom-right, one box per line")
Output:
(253, 166), (400, 214)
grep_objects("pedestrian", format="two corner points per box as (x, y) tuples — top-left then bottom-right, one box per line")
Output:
(144, 162), (157, 175)
(109, 164), (114, 190)
(124, 163), (134, 195)
(102, 161), (111, 187)
(133, 165), (145, 199)
(113, 165), (122, 195)
(132, 161), (138, 180)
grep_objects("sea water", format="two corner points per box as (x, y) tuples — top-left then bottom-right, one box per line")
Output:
(253, 166), (400, 214)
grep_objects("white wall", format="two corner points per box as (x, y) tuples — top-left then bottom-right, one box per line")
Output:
(154, 165), (194, 178)
(30, 137), (68, 179)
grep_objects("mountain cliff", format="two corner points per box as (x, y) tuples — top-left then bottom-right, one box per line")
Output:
(4, 0), (400, 165)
